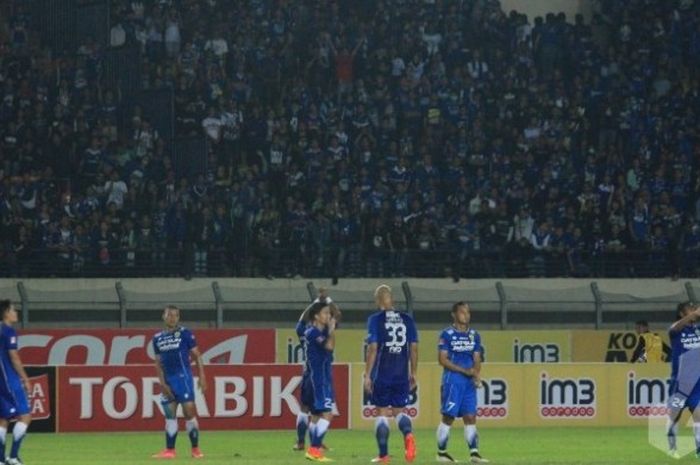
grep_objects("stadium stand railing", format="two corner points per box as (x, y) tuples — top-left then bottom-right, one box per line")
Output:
(0, 278), (690, 330)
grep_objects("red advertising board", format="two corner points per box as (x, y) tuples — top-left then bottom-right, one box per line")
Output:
(18, 329), (275, 365)
(57, 364), (350, 432)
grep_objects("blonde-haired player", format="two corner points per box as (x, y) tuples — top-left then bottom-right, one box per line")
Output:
(364, 285), (419, 463)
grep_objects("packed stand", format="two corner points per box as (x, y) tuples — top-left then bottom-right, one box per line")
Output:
(1, 0), (699, 279)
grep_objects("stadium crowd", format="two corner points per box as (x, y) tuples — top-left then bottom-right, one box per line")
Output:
(0, 0), (699, 279)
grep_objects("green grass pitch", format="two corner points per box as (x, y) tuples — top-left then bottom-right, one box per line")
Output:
(17, 427), (691, 464)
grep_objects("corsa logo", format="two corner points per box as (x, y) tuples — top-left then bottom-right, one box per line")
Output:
(476, 378), (508, 418)
(627, 371), (671, 417)
(539, 372), (596, 419)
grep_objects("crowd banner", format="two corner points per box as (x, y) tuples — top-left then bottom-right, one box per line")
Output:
(56, 364), (350, 432)
(19, 329), (276, 365)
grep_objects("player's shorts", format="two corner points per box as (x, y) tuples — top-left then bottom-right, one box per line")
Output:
(0, 381), (30, 419)
(309, 374), (335, 415)
(300, 373), (314, 409)
(372, 380), (410, 408)
(670, 377), (700, 411)
(441, 382), (477, 418)
(162, 374), (196, 405)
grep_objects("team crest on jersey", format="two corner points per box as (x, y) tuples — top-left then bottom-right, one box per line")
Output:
(175, 331), (181, 338)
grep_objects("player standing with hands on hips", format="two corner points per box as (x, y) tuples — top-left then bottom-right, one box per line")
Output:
(364, 284), (418, 463)
(435, 302), (488, 463)
(152, 305), (206, 459)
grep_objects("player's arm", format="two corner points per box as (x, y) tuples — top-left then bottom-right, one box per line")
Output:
(409, 341), (418, 389)
(670, 306), (700, 333)
(364, 342), (377, 393)
(8, 349), (30, 393)
(408, 318), (419, 390)
(154, 354), (174, 399)
(630, 337), (646, 363)
(190, 346), (207, 392)
(473, 350), (483, 388)
(438, 350), (476, 377)
(298, 302), (314, 323)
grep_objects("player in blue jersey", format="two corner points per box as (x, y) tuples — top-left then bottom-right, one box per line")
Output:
(667, 301), (700, 458)
(435, 302), (489, 464)
(0, 300), (32, 465)
(303, 300), (337, 462)
(293, 290), (338, 451)
(152, 305), (206, 460)
(364, 284), (418, 463)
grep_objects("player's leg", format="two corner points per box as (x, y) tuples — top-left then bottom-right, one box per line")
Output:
(436, 415), (456, 462)
(310, 411), (333, 451)
(182, 401), (203, 458)
(152, 398), (179, 458)
(8, 413), (31, 465)
(391, 382), (416, 463)
(295, 376), (313, 450)
(463, 384), (488, 464)
(667, 378), (685, 455)
(306, 382), (333, 461)
(0, 418), (8, 464)
(372, 407), (391, 463)
(7, 382), (31, 465)
(370, 380), (391, 463)
(437, 383), (460, 462)
(294, 404), (310, 450)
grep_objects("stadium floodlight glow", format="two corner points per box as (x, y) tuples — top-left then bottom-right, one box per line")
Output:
(647, 410), (695, 458)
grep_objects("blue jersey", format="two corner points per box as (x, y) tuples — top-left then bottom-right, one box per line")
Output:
(304, 325), (333, 379)
(366, 310), (418, 384)
(438, 326), (481, 386)
(0, 324), (29, 418)
(670, 323), (700, 379)
(153, 326), (197, 379)
(0, 324), (20, 390)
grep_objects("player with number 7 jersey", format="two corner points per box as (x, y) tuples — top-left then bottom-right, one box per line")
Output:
(364, 285), (419, 463)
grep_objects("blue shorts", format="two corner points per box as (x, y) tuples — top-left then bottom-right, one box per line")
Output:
(309, 375), (335, 415)
(670, 378), (700, 411)
(300, 374), (314, 409)
(372, 381), (410, 408)
(162, 374), (195, 405)
(441, 382), (477, 418)
(0, 382), (30, 419)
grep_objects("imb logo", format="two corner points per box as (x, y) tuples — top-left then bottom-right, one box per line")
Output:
(513, 339), (560, 363)
(477, 378), (508, 418)
(539, 372), (595, 418)
(627, 372), (670, 417)
(286, 337), (305, 364)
